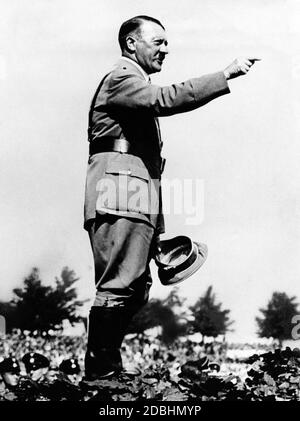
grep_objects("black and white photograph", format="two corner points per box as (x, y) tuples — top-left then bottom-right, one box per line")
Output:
(1, 0), (300, 413)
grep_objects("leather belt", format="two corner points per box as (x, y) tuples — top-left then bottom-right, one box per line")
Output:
(89, 137), (133, 155)
(89, 137), (166, 174)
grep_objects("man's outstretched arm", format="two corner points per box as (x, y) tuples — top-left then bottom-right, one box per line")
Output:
(106, 57), (260, 116)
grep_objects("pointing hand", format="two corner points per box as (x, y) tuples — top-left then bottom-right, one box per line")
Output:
(223, 57), (261, 80)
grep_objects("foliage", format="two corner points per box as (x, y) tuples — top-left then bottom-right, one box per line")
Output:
(6, 267), (86, 332)
(128, 288), (187, 343)
(256, 292), (299, 345)
(189, 286), (233, 339)
(128, 298), (169, 333)
(2, 331), (300, 401)
(244, 347), (300, 401)
(163, 287), (186, 308)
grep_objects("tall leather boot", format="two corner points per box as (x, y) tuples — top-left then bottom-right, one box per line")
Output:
(84, 306), (125, 380)
(116, 303), (144, 377)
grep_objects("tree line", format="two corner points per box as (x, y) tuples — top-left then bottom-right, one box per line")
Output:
(0, 267), (299, 346)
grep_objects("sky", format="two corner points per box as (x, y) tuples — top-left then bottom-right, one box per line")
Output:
(1, 0), (300, 342)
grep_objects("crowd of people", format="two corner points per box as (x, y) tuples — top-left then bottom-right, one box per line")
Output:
(0, 328), (278, 401)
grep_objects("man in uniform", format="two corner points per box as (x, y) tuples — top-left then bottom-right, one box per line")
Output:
(0, 357), (20, 400)
(59, 358), (81, 384)
(12, 352), (51, 401)
(84, 15), (259, 380)
(22, 352), (50, 382)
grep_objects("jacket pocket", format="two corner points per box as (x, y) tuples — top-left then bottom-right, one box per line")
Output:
(95, 162), (159, 216)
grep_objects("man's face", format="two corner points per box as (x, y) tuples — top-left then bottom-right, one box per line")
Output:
(30, 367), (48, 381)
(2, 372), (19, 387)
(134, 21), (169, 74)
(44, 369), (58, 382)
(66, 373), (81, 384)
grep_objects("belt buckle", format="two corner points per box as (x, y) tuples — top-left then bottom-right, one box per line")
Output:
(115, 138), (130, 154)
(118, 170), (132, 175)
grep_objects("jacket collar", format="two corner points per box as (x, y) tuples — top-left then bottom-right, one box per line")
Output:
(115, 57), (150, 82)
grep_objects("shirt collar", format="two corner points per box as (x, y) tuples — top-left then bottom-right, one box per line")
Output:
(119, 57), (150, 83)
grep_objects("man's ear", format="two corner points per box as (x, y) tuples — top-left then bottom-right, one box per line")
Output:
(125, 36), (137, 53)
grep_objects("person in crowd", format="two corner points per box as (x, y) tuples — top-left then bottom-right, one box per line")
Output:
(59, 358), (82, 384)
(22, 352), (50, 382)
(0, 357), (21, 389)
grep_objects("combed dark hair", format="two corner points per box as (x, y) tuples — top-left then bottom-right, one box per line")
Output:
(118, 15), (165, 51)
